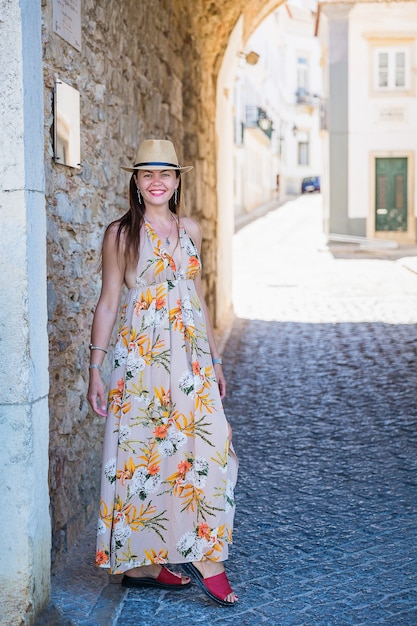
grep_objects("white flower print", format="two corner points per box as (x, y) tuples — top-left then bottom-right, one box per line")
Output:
(181, 298), (194, 325)
(225, 479), (235, 512)
(186, 456), (209, 489)
(130, 468), (161, 499)
(194, 457), (209, 473)
(186, 469), (207, 489)
(97, 518), (106, 536)
(176, 532), (210, 560)
(158, 427), (186, 457)
(193, 373), (205, 393)
(178, 370), (194, 396)
(112, 522), (131, 550)
(104, 458), (116, 484)
(154, 307), (167, 328)
(177, 269), (186, 280)
(126, 346), (145, 376)
(158, 438), (175, 456)
(113, 341), (128, 366)
(143, 304), (156, 328)
(219, 463), (228, 475)
(185, 240), (198, 257)
(138, 393), (151, 408)
(118, 425), (131, 444)
(168, 428), (187, 449)
(176, 531), (195, 554)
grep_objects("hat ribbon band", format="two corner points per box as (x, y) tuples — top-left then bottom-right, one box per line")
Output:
(134, 161), (181, 169)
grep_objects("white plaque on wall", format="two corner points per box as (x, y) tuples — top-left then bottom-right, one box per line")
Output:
(53, 0), (82, 52)
(54, 80), (81, 169)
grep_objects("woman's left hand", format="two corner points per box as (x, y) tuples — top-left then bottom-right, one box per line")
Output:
(214, 363), (226, 399)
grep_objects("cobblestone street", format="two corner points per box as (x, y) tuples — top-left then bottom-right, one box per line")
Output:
(44, 196), (417, 625)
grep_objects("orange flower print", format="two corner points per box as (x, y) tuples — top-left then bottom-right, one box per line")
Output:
(166, 254), (176, 271)
(155, 386), (171, 408)
(186, 255), (200, 278)
(95, 550), (109, 566)
(177, 460), (192, 475)
(134, 289), (153, 315)
(144, 548), (169, 565)
(154, 424), (169, 440)
(108, 378), (125, 411)
(192, 361), (201, 376)
(197, 523), (211, 540)
(116, 457), (136, 485)
(155, 283), (167, 310)
(148, 463), (160, 476)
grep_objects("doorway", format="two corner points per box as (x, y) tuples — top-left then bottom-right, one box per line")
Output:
(375, 157), (407, 231)
(369, 152), (415, 243)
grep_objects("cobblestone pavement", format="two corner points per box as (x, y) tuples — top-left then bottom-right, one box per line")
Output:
(42, 195), (417, 625)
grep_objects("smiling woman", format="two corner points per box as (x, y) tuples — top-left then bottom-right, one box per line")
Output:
(86, 139), (239, 607)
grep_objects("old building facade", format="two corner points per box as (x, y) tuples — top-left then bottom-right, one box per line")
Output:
(317, 0), (417, 242)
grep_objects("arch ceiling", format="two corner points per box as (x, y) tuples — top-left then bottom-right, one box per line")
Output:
(186, 0), (286, 77)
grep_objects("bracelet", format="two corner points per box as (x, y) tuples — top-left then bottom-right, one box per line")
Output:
(89, 343), (108, 354)
(212, 357), (223, 365)
(89, 364), (102, 371)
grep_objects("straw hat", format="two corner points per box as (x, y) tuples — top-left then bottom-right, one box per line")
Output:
(121, 139), (193, 173)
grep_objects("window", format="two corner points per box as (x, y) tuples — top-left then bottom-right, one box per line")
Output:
(374, 48), (409, 90)
(298, 141), (309, 166)
(297, 56), (308, 94)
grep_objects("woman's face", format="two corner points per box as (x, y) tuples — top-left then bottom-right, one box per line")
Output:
(135, 169), (179, 207)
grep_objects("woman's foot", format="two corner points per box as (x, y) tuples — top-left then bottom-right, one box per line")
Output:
(122, 564), (191, 589)
(183, 561), (238, 605)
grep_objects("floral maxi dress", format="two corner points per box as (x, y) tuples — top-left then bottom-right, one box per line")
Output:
(96, 220), (238, 574)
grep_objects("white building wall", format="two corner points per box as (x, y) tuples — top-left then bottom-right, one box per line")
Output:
(234, 2), (322, 215)
(348, 2), (417, 222)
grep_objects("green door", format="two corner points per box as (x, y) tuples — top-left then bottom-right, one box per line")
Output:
(375, 157), (407, 231)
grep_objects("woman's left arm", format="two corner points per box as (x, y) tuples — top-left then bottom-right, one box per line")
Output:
(184, 217), (226, 399)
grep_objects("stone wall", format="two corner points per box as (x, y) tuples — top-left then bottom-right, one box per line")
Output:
(42, 0), (281, 562)
(42, 0), (197, 558)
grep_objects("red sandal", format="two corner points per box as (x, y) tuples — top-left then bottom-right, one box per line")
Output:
(182, 562), (237, 607)
(122, 566), (191, 590)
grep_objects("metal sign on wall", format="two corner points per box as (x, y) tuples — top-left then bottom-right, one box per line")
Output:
(53, 0), (81, 52)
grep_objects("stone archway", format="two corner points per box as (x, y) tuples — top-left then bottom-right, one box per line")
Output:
(180, 0), (286, 327)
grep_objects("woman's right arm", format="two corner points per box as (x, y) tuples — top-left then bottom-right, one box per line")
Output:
(87, 224), (126, 416)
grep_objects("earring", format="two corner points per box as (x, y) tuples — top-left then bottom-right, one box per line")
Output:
(137, 188), (142, 203)
(173, 189), (178, 205)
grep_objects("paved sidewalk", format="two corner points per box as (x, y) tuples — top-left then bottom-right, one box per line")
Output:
(39, 195), (417, 625)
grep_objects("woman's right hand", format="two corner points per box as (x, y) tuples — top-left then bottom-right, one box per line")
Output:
(87, 370), (108, 417)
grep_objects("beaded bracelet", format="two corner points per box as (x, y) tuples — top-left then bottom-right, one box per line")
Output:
(89, 364), (102, 371)
(213, 357), (223, 365)
(89, 343), (108, 354)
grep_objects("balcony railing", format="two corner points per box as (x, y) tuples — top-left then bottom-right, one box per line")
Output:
(246, 106), (274, 139)
(295, 89), (320, 106)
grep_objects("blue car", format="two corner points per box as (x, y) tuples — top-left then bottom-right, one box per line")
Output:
(301, 176), (320, 193)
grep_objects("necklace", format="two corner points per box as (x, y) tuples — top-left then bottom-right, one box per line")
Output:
(146, 213), (175, 246)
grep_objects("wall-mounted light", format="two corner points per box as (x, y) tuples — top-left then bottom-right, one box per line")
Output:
(239, 50), (260, 66)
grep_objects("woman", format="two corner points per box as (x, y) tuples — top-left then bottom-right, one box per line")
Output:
(87, 139), (238, 606)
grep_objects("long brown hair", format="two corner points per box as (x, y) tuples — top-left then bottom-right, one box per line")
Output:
(109, 171), (183, 269)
